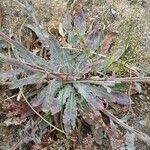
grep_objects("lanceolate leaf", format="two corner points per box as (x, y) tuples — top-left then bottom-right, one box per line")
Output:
(13, 41), (52, 70)
(63, 91), (77, 134)
(31, 80), (62, 115)
(0, 31), (55, 71)
(74, 7), (86, 37)
(57, 85), (77, 133)
(0, 69), (23, 78)
(58, 84), (74, 106)
(63, 12), (72, 32)
(9, 74), (43, 89)
(74, 83), (131, 106)
(74, 83), (104, 110)
(26, 22), (74, 73)
(85, 26), (102, 52)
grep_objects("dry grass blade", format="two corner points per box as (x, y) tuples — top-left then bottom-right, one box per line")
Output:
(0, 4), (4, 27)
(20, 89), (66, 135)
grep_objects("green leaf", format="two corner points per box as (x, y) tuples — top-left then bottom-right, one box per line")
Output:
(51, 47), (77, 73)
(12, 40), (54, 71)
(9, 73), (42, 89)
(26, 23), (61, 51)
(58, 84), (74, 106)
(74, 83), (104, 110)
(63, 90), (77, 134)
(68, 30), (79, 47)
(0, 69), (23, 78)
(111, 83), (128, 91)
(63, 12), (72, 32)
(0, 39), (9, 50)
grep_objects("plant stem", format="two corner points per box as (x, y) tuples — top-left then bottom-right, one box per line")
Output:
(20, 89), (66, 135)
(67, 76), (150, 84)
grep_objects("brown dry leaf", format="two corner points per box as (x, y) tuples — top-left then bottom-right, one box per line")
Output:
(101, 32), (118, 54)
(0, 4), (4, 27)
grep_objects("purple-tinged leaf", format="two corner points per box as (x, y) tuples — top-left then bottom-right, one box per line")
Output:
(74, 83), (104, 110)
(41, 97), (61, 115)
(79, 108), (124, 149)
(106, 91), (132, 105)
(85, 26), (102, 52)
(63, 92), (77, 134)
(74, 7), (86, 37)
(31, 80), (62, 115)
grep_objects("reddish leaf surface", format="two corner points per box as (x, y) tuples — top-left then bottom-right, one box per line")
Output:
(101, 32), (117, 54)
(6, 102), (28, 117)
(4, 101), (41, 119)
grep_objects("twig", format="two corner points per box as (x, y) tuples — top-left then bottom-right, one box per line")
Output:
(101, 109), (150, 144)
(19, 89), (66, 135)
(67, 76), (150, 85)
(0, 53), (71, 80)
